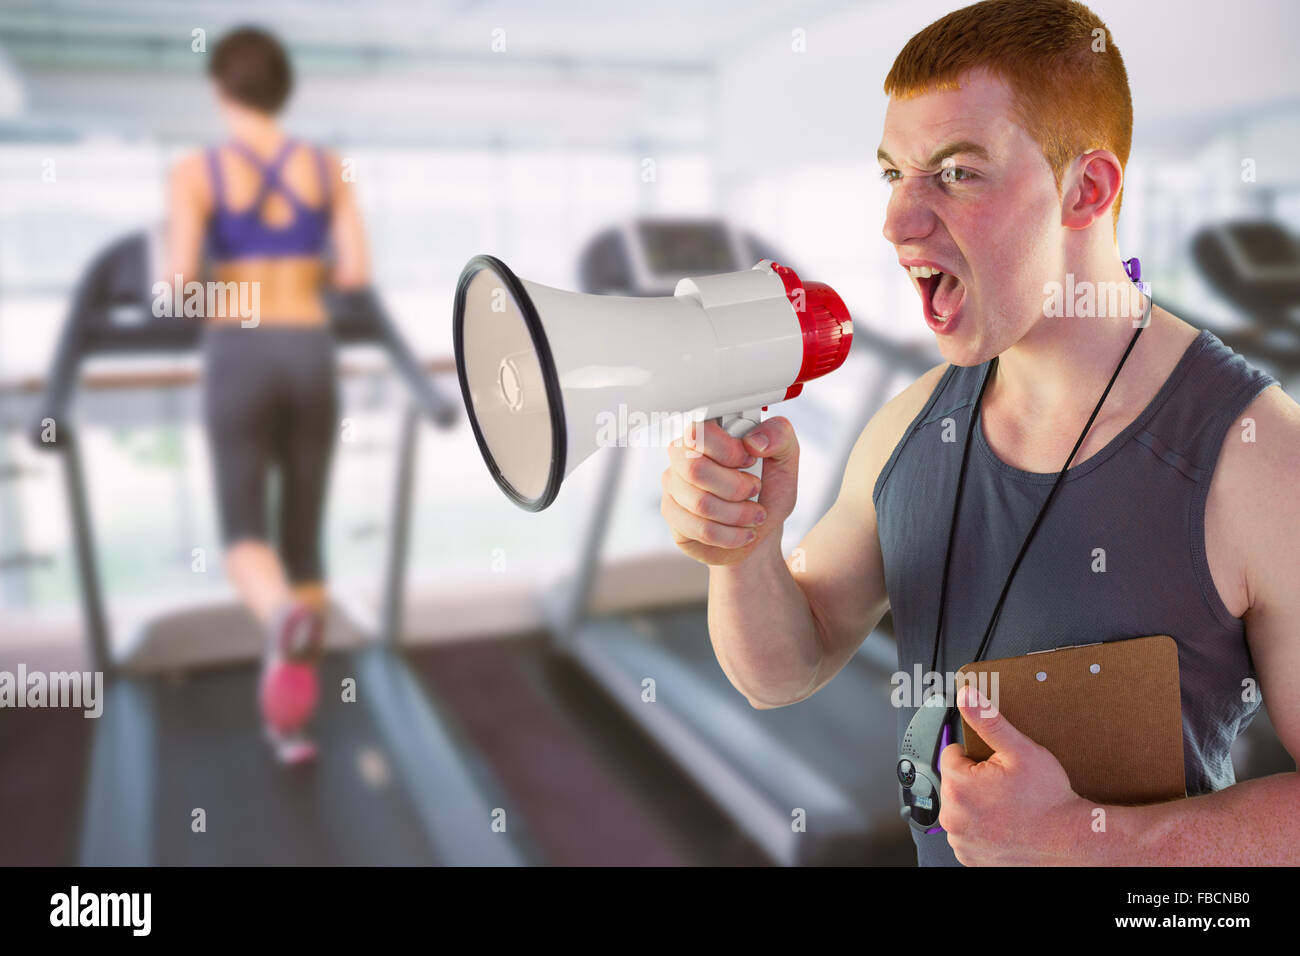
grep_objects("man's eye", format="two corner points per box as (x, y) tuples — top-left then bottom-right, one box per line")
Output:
(939, 166), (974, 184)
(879, 168), (901, 184)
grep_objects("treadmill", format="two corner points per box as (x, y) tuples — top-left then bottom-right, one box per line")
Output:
(31, 230), (530, 865)
(1158, 219), (1300, 386)
(545, 219), (936, 866)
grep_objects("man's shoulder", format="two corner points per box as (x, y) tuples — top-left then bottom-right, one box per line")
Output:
(893, 359), (950, 409)
(1206, 378), (1299, 608)
(867, 359), (949, 449)
(1211, 382), (1299, 505)
(845, 359), (950, 507)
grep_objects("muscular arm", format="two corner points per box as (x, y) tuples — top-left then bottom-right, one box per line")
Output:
(708, 362), (948, 708)
(1087, 385), (1300, 864)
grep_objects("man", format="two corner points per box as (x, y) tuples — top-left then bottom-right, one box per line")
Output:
(659, 0), (1299, 866)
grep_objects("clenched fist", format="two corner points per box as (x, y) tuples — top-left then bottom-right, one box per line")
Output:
(660, 416), (800, 566)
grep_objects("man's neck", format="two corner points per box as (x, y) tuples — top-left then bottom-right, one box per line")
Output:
(990, 257), (1153, 423)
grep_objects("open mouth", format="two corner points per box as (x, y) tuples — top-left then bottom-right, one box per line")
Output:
(907, 265), (967, 330)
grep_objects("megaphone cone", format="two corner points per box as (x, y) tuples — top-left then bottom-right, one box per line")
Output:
(453, 254), (852, 511)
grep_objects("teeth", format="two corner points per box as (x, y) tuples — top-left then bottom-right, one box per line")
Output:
(908, 265), (943, 278)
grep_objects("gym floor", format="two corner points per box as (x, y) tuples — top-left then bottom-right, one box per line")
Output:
(3, 624), (1292, 866)
(0, 628), (914, 867)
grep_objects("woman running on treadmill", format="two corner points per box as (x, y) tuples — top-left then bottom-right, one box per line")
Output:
(165, 25), (370, 764)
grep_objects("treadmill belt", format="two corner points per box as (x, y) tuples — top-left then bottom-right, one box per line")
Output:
(590, 606), (902, 807)
(570, 605), (914, 864)
(648, 607), (901, 803)
(153, 653), (439, 865)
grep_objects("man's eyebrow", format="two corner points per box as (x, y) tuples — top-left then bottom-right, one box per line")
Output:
(876, 141), (991, 168)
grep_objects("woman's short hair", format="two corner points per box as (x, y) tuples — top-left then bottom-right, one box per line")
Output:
(208, 26), (293, 115)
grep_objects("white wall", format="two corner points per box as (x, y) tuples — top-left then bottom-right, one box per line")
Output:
(715, 0), (1300, 176)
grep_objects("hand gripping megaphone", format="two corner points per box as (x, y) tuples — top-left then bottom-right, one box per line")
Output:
(452, 255), (853, 511)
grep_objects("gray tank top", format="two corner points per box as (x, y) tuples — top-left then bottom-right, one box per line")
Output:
(872, 329), (1278, 867)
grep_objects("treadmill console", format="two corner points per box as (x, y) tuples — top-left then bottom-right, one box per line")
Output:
(577, 217), (794, 296)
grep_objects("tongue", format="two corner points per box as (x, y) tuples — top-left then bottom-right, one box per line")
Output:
(931, 272), (965, 316)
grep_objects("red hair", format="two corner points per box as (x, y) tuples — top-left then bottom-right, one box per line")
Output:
(884, 0), (1133, 229)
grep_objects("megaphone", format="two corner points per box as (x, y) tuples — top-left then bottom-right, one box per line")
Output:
(453, 255), (853, 511)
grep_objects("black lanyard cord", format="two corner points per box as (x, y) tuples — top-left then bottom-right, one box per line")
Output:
(928, 360), (995, 676)
(928, 320), (1147, 678)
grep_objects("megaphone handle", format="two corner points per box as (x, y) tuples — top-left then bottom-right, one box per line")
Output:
(716, 408), (764, 502)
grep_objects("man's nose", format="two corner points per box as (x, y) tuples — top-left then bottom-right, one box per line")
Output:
(882, 179), (935, 248)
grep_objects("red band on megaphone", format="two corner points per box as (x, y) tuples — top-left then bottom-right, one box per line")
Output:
(764, 262), (854, 401)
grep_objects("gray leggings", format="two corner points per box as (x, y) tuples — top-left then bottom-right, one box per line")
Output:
(201, 323), (339, 584)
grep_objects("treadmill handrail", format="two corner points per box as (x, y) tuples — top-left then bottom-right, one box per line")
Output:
(330, 287), (460, 429)
(2, 356), (456, 396)
(28, 240), (110, 450)
(29, 231), (459, 450)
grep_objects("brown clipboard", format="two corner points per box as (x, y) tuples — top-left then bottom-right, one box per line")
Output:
(956, 635), (1187, 806)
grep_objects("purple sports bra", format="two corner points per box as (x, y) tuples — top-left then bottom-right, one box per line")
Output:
(205, 138), (331, 262)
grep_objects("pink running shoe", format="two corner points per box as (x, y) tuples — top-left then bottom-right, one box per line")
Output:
(260, 603), (325, 765)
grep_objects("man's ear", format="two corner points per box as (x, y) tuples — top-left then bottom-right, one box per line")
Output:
(1061, 149), (1123, 231)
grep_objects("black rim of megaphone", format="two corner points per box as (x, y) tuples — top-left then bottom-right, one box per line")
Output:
(453, 254), (567, 512)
